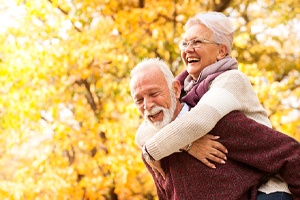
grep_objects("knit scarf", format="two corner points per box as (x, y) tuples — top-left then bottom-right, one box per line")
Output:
(176, 56), (238, 107)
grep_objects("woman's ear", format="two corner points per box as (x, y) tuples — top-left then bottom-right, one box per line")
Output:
(216, 45), (228, 60)
(173, 80), (181, 99)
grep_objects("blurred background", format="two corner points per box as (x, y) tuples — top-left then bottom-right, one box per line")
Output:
(0, 0), (299, 199)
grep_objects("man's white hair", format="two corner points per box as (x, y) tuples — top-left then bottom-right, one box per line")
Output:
(130, 58), (174, 93)
(185, 12), (235, 54)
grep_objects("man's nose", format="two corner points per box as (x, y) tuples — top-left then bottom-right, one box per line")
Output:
(143, 98), (154, 111)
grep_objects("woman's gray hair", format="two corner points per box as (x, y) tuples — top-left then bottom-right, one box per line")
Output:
(130, 58), (174, 91)
(185, 12), (235, 53)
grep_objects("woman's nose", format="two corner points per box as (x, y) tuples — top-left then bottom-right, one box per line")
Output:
(184, 44), (195, 52)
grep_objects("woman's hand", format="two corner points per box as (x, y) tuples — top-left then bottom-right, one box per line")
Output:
(187, 134), (228, 168)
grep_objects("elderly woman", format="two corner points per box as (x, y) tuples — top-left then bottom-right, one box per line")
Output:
(134, 12), (293, 199)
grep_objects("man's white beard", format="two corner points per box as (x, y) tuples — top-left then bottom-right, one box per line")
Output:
(144, 90), (177, 130)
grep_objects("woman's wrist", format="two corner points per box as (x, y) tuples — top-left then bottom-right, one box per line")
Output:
(180, 143), (192, 152)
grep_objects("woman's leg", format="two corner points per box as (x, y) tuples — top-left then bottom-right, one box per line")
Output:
(257, 192), (292, 200)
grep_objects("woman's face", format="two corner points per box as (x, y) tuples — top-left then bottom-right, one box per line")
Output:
(180, 24), (222, 80)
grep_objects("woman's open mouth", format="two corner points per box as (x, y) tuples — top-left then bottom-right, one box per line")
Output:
(187, 57), (200, 63)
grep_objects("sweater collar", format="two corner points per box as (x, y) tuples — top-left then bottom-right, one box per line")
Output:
(177, 103), (189, 119)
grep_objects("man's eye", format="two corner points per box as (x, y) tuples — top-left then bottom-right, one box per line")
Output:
(150, 92), (159, 97)
(135, 99), (143, 104)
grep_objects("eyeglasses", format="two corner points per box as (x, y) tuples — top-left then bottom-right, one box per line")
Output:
(179, 38), (220, 51)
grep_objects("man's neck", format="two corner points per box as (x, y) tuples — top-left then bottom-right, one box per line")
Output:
(172, 102), (184, 121)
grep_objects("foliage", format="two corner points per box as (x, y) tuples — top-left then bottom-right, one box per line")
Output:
(0, 0), (299, 199)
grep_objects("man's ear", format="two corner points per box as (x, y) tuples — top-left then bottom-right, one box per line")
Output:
(173, 80), (181, 98)
(216, 45), (228, 60)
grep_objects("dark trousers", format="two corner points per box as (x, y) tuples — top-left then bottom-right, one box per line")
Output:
(257, 192), (292, 200)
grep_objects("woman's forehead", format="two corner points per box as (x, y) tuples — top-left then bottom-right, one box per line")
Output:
(183, 24), (212, 39)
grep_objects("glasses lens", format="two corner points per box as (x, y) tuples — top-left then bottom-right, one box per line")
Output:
(179, 41), (188, 50)
(179, 38), (218, 50)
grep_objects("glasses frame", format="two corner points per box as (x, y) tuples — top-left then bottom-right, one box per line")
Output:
(179, 38), (220, 51)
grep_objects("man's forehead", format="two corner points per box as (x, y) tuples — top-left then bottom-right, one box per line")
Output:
(132, 76), (163, 93)
(131, 71), (166, 95)
(133, 68), (165, 84)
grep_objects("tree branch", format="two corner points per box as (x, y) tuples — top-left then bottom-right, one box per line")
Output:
(212, 0), (231, 12)
(75, 79), (97, 112)
(139, 0), (145, 8)
(46, 0), (82, 32)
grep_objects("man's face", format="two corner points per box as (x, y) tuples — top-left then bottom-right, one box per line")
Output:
(131, 68), (177, 129)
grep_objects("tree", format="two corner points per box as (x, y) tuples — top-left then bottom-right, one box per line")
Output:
(0, 0), (299, 199)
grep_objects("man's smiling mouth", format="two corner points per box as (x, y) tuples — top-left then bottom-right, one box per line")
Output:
(148, 110), (162, 121)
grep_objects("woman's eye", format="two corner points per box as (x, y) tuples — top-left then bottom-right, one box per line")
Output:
(194, 39), (203, 44)
(182, 42), (188, 46)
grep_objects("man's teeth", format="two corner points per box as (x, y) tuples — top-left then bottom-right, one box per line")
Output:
(149, 111), (161, 118)
(187, 58), (200, 63)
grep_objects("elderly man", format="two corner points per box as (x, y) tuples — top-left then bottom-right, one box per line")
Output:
(130, 58), (300, 200)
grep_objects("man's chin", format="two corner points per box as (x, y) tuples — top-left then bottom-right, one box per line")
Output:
(146, 120), (166, 130)
(144, 106), (175, 130)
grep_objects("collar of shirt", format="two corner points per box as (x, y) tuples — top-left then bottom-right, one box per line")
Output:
(177, 103), (189, 118)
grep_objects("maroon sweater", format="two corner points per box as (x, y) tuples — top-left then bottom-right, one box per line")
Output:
(144, 111), (300, 200)
(144, 70), (300, 200)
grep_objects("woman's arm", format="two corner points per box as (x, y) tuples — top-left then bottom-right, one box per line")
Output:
(145, 70), (270, 160)
(135, 121), (157, 148)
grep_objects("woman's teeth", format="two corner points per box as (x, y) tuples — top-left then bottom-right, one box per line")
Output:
(187, 58), (200, 63)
